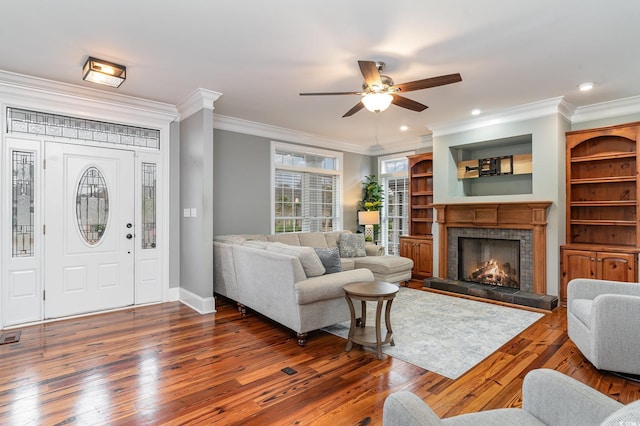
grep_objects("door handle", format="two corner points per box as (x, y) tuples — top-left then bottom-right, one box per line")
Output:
(126, 234), (133, 239)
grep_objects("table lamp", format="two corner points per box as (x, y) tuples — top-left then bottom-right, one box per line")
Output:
(358, 210), (380, 242)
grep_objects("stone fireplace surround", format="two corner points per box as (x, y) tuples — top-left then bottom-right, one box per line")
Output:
(426, 202), (558, 310)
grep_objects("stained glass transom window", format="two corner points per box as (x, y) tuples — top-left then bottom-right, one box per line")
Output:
(141, 163), (157, 249)
(12, 151), (35, 257)
(76, 167), (109, 245)
(6, 107), (160, 150)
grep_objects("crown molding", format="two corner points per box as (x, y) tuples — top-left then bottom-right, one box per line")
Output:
(176, 88), (223, 120)
(0, 69), (179, 127)
(365, 134), (433, 155)
(213, 113), (369, 154)
(430, 97), (571, 137)
(571, 94), (640, 123)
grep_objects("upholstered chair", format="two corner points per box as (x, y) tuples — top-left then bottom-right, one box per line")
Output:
(383, 369), (640, 426)
(567, 278), (640, 376)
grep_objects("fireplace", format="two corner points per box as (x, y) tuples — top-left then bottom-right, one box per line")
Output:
(425, 202), (558, 311)
(448, 227), (532, 292)
(458, 237), (520, 289)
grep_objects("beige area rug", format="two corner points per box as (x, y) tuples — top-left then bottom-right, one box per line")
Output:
(323, 287), (544, 379)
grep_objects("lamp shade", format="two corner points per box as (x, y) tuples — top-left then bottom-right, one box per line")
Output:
(361, 93), (393, 112)
(82, 57), (126, 88)
(358, 210), (380, 225)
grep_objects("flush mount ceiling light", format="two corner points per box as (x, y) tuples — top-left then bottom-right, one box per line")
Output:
(82, 57), (126, 88)
(471, 108), (482, 115)
(579, 82), (594, 91)
(361, 92), (393, 113)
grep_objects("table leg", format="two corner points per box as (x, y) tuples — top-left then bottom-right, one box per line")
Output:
(345, 294), (356, 351)
(360, 300), (367, 327)
(375, 296), (384, 359)
(385, 298), (395, 346)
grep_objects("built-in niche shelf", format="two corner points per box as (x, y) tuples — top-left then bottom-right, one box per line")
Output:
(450, 134), (533, 197)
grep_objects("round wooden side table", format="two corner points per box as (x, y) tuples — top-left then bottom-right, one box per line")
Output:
(343, 281), (399, 360)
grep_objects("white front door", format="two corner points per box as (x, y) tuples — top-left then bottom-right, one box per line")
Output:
(44, 142), (135, 319)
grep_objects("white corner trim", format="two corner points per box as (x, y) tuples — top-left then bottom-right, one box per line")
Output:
(213, 113), (370, 155)
(177, 88), (223, 120)
(571, 95), (640, 123)
(179, 287), (216, 314)
(430, 97), (571, 136)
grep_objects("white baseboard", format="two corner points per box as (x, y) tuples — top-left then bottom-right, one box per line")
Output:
(178, 287), (216, 314)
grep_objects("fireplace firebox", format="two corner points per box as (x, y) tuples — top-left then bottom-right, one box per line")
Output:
(458, 237), (520, 289)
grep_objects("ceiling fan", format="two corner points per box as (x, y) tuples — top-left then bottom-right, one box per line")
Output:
(300, 60), (462, 117)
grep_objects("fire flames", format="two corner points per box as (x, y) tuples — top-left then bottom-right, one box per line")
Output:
(468, 258), (519, 288)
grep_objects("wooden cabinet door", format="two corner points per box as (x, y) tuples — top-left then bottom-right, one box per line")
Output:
(414, 239), (433, 278)
(560, 248), (595, 301)
(399, 238), (414, 260)
(398, 237), (433, 279)
(597, 252), (637, 282)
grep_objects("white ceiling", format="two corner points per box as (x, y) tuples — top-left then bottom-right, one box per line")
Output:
(1, 0), (639, 153)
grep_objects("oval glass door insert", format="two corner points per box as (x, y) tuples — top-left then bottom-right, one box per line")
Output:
(76, 167), (109, 245)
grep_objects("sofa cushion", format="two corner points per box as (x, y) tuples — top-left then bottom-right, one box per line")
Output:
(341, 258), (355, 270)
(314, 247), (342, 274)
(571, 298), (593, 327)
(267, 242), (325, 277)
(299, 232), (328, 248)
(268, 233), (301, 246)
(338, 233), (367, 257)
(242, 240), (269, 249)
(324, 231), (348, 248)
(214, 235), (247, 245)
(353, 255), (414, 275)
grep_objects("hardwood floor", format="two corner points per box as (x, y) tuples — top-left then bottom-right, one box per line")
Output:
(1, 284), (639, 425)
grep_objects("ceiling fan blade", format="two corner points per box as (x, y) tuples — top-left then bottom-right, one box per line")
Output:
(358, 60), (382, 89)
(391, 94), (428, 112)
(394, 73), (462, 92)
(342, 102), (364, 117)
(300, 91), (361, 96)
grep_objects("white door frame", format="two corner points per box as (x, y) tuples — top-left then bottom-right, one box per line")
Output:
(0, 76), (176, 328)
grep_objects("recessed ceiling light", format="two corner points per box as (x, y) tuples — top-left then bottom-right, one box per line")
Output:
(471, 109), (482, 116)
(400, 125), (408, 131)
(579, 82), (594, 91)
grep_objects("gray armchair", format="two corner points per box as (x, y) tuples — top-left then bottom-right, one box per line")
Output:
(567, 278), (640, 376)
(383, 369), (640, 426)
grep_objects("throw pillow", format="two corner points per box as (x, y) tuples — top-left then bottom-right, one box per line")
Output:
(338, 233), (367, 258)
(267, 242), (326, 277)
(314, 247), (342, 274)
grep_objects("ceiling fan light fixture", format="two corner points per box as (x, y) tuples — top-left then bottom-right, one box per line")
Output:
(578, 82), (594, 91)
(82, 57), (126, 88)
(362, 92), (393, 112)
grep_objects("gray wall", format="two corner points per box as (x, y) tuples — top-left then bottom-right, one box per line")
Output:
(180, 109), (214, 298)
(212, 129), (373, 236)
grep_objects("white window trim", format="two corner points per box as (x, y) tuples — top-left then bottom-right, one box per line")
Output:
(270, 141), (344, 234)
(378, 151), (414, 254)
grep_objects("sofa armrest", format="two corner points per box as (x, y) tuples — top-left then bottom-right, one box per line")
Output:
(522, 369), (622, 425)
(295, 268), (374, 304)
(383, 391), (443, 426)
(568, 278), (640, 301)
(365, 244), (385, 256)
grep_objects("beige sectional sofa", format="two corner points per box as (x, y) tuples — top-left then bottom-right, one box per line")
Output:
(214, 231), (413, 345)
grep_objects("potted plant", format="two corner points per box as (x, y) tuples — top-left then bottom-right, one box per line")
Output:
(358, 175), (383, 241)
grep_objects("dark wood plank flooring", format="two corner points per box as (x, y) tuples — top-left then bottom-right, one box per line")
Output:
(0, 283), (638, 425)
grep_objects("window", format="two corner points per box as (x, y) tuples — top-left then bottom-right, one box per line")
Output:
(379, 153), (412, 255)
(141, 163), (157, 249)
(12, 151), (35, 257)
(272, 142), (342, 233)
